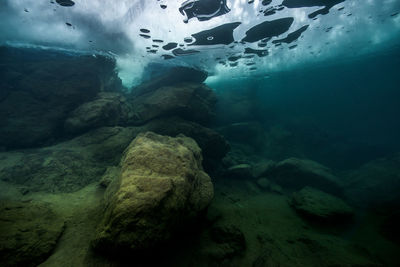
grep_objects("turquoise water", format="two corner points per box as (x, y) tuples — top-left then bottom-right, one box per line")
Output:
(1, 1), (400, 266)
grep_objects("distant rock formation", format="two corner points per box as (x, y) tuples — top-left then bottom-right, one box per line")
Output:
(64, 92), (133, 134)
(290, 186), (353, 223)
(129, 82), (217, 125)
(260, 158), (343, 196)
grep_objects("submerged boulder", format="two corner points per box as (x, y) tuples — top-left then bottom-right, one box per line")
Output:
(130, 82), (217, 125)
(0, 200), (65, 267)
(0, 46), (122, 150)
(65, 92), (133, 134)
(131, 67), (208, 97)
(142, 117), (229, 163)
(343, 153), (400, 207)
(93, 132), (213, 253)
(0, 127), (139, 193)
(263, 158), (343, 195)
(291, 186), (354, 223)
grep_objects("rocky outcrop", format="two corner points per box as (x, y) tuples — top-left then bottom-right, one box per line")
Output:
(262, 158), (343, 195)
(0, 127), (139, 193)
(0, 200), (65, 267)
(0, 46), (122, 150)
(131, 66), (208, 97)
(343, 154), (400, 207)
(291, 186), (354, 223)
(256, 177), (283, 194)
(64, 92), (133, 134)
(129, 82), (217, 125)
(142, 117), (229, 165)
(92, 132), (214, 253)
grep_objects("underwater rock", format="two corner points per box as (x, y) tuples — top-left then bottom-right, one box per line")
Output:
(64, 92), (133, 134)
(130, 82), (217, 125)
(0, 200), (65, 267)
(131, 67), (208, 97)
(263, 158), (343, 195)
(256, 177), (271, 189)
(343, 153), (400, 207)
(0, 46), (122, 150)
(92, 132), (213, 253)
(0, 127), (139, 193)
(252, 160), (277, 178)
(256, 177), (283, 194)
(291, 186), (354, 222)
(224, 164), (254, 179)
(142, 117), (230, 166)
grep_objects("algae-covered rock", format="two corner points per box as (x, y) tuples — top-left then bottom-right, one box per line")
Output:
(142, 116), (230, 172)
(0, 127), (139, 193)
(131, 67), (208, 97)
(291, 186), (354, 222)
(65, 92), (133, 134)
(0, 200), (65, 267)
(93, 132), (214, 253)
(130, 82), (217, 125)
(264, 158), (343, 195)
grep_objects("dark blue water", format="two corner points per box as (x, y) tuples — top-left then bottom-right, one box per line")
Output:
(212, 47), (400, 170)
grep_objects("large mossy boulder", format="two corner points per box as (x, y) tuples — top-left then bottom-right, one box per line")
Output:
(262, 158), (343, 195)
(129, 82), (217, 125)
(92, 132), (214, 253)
(0, 200), (65, 267)
(291, 186), (354, 223)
